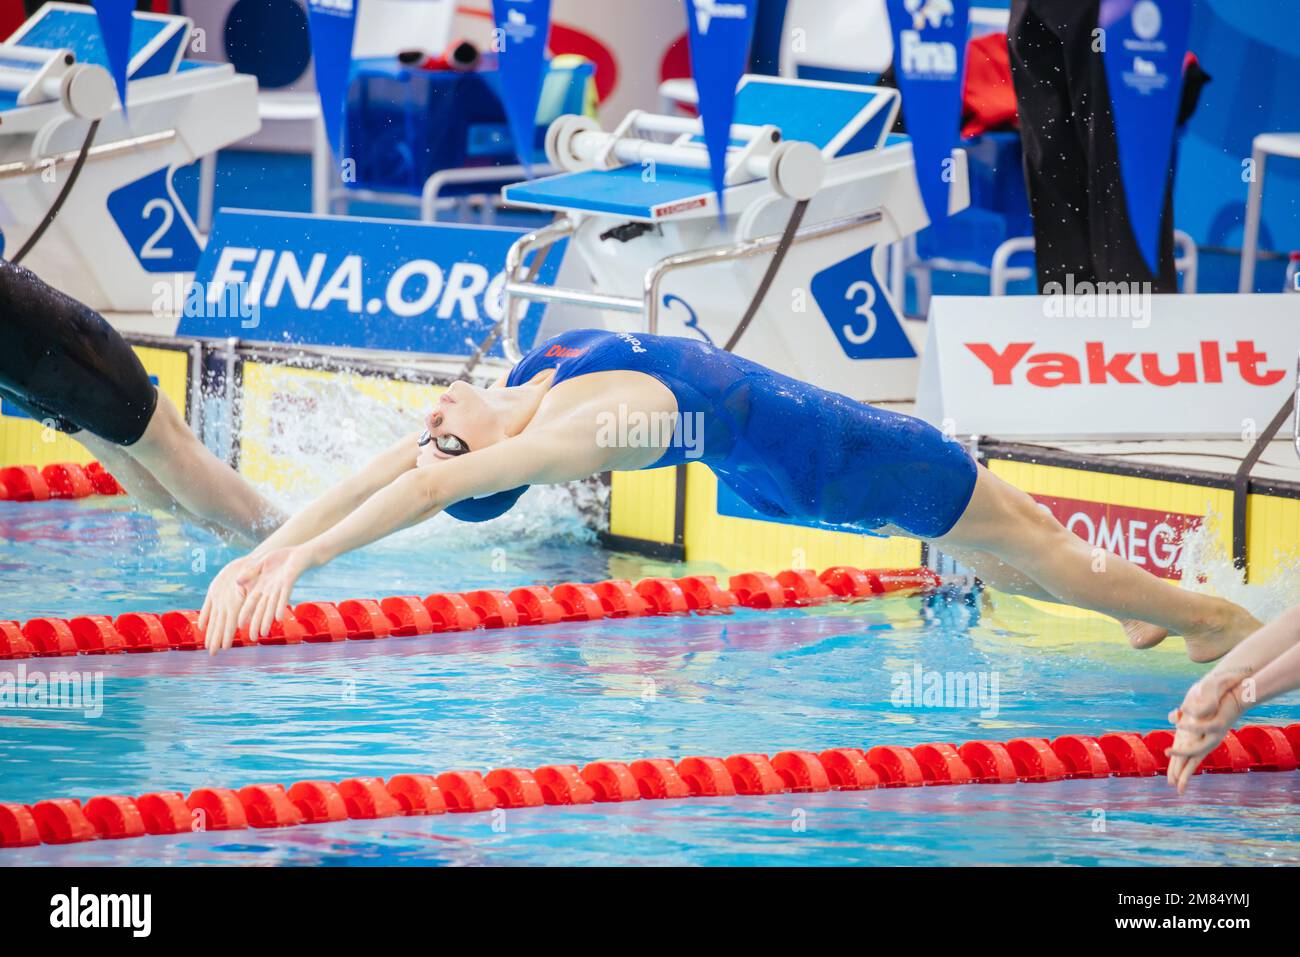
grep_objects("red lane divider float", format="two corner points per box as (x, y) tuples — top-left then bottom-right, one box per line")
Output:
(0, 462), (125, 502)
(4, 723), (1296, 850)
(0, 566), (943, 661)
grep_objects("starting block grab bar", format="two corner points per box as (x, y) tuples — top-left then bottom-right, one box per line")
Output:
(0, 129), (177, 180)
(546, 112), (826, 200)
(1294, 350), (1300, 462)
(500, 208), (884, 363)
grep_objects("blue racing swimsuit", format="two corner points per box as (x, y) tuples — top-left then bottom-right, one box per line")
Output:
(493, 328), (977, 539)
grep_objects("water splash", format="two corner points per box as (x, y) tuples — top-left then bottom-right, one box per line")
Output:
(1176, 510), (1300, 622)
(226, 366), (605, 552)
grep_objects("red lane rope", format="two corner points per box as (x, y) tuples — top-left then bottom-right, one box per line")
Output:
(3, 725), (1297, 849)
(0, 566), (942, 660)
(0, 462), (124, 503)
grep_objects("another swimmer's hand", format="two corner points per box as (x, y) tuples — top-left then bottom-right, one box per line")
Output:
(1164, 682), (1247, 794)
(234, 545), (316, 645)
(200, 555), (257, 656)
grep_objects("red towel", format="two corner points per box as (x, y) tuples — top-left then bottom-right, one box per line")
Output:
(961, 32), (1018, 139)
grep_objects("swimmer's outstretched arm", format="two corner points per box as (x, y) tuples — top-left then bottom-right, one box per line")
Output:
(1165, 604), (1300, 792)
(202, 424), (613, 653)
(249, 432), (424, 555)
(199, 431), (424, 646)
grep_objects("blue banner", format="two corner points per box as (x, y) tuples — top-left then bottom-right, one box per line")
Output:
(91, 0), (133, 115)
(1100, 0), (1191, 273)
(179, 211), (560, 357)
(884, 0), (969, 225)
(306, 0), (358, 157)
(683, 0), (758, 219)
(492, 0), (552, 172)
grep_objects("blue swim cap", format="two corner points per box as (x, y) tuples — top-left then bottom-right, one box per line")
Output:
(443, 485), (529, 522)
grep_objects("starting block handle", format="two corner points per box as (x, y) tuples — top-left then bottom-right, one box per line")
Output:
(548, 113), (824, 200)
(1293, 350), (1300, 462)
(499, 207), (884, 363)
(630, 112), (767, 141)
(643, 207), (882, 335)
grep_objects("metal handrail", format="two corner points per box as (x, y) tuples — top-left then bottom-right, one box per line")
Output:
(501, 216), (577, 362)
(1294, 349), (1300, 461)
(504, 281), (640, 315)
(500, 207), (885, 357)
(1231, 383), (1298, 578)
(0, 129), (177, 180)
(643, 208), (882, 333)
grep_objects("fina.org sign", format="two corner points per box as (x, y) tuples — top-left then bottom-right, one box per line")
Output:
(179, 210), (562, 357)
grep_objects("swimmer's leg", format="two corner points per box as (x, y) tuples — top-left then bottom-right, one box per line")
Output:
(934, 465), (1260, 662)
(0, 261), (282, 543)
(939, 545), (1057, 601)
(77, 433), (240, 542)
(942, 545), (1169, 641)
(78, 433), (184, 511)
(119, 392), (285, 543)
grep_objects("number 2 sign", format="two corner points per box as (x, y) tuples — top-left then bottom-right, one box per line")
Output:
(107, 168), (203, 272)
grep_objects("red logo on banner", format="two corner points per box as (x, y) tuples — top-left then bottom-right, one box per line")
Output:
(965, 340), (1286, 388)
(1032, 494), (1202, 581)
(653, 197), (708, 218)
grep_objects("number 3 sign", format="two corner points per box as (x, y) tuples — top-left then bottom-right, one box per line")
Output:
(810, 245), (916, 360)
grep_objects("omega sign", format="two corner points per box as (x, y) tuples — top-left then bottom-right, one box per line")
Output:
(1032, 494), (1202, 580)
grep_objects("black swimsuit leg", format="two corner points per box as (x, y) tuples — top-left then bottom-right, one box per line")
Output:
(0, 260), (159, 446)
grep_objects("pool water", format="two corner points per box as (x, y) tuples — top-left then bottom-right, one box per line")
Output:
(2, 498), (1298, 866)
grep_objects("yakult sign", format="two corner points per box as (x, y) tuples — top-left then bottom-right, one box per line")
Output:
(916, 295), (1300, 439)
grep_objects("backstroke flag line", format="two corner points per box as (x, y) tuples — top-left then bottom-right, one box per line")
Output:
(91, 0), (134, 116)
(492, 0), (554, 174)
(884, 0), (970, 226)
(307, 0), (359, 158)
(1100, 0), (1191, 273)
(683, 0), (758, 220)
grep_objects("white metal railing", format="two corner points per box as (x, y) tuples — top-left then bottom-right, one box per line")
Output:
(501, 208), (884, 362)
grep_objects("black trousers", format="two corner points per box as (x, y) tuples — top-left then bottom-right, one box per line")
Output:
(1008, 0), (1178, 292)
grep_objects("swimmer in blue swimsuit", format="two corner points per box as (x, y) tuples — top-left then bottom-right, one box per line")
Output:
(206, 328), (1259, 661)
(0, 260), (282, 542)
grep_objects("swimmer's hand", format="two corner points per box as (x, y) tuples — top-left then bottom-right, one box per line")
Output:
(199, 555), (258, 656)
(232, 545), (315, 646)
(1164, 681), (1247, 794)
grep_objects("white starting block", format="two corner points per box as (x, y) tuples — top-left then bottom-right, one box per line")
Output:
(0, 3), (260, 312)
(500, 75), (969, 401)
(0, 41), (114, 115)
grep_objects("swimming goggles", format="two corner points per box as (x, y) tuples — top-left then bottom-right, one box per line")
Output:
(418, 430), (470, 456)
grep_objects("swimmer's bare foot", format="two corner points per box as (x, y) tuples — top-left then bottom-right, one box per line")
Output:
(1123, 619), (1169, 650)
(1180, 604), (1262, 664)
